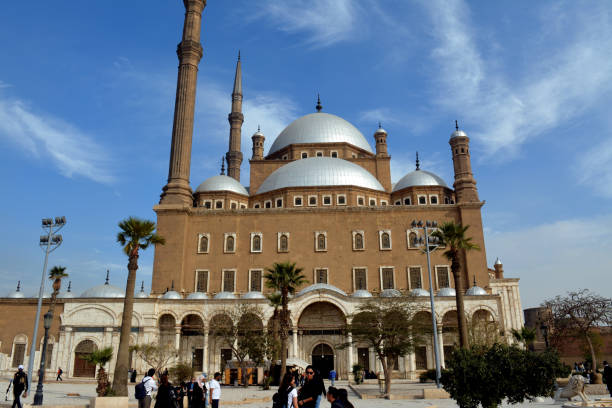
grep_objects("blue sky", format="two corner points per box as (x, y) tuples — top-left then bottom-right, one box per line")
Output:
(1, 1), (611, 308)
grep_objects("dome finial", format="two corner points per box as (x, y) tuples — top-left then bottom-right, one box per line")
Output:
(237, 50), (241, 62)
(105, 270), (110, 285)
(416, 151), (420, 170)
(316, 94), (322, 112)
(140, 281), (145, 293)
(67, 281), (72, 293)
(220, 156), (225, 175)
(257, 124), (261, 132)
(171, 280), (175, 290)
(16, 281), (21, 292)
(378, 121), (382, 129)
(455, 120), (459, 131)
(473, 275), (477, 286)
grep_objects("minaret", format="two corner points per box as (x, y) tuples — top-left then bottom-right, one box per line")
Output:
(449, 120), (479, 203)
(251, 126), (265, 160)
(160, 0), (206, 205)
(374, 122), (388, 157)
(226, 52), (244, 181)
(493, 257), (504, 279)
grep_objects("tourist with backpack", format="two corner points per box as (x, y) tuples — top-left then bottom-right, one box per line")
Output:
(273, 373), (298, 408)
(136, 368), (158, 408)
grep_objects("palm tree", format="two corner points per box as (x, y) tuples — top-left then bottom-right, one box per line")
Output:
(112, 217), (165, 396)
(84, 347), (113, 396)
(511, 327), (537, 349)
(266, 292), (282, 360)
(431, 221), (480, 348)
(264, 262), (307, 380)
(48, 265), (68, 316)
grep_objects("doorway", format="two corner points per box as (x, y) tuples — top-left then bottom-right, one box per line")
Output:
(357, 347), (369, 371)
(73, 340), (97, 378)
(312, 343), (334, 379)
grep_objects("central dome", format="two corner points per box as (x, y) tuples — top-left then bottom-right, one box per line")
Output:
(268, 112), (373, 155)
(257, 157), (385, 194)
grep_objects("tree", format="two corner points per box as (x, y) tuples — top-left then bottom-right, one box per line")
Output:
(345, 297), (428, 395)
(264, 262), (307, 381)
(431, 222), (480, 348)
(83, 347), (113, 397)
(130, 343), (177, 376)
(266, 292), (282, 362)
(47, 265), (68, 316)
(112, 217), (165, 396)
(169, 362), (194, 385)
(511, 327), (536, 349)
(543, 289), (612, 374)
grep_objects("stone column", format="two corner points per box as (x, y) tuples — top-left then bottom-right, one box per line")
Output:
(292, 328), (298, 357)
(175, 327), (181, 351)
(160, 0), (206, 205)
(347, 332), (353, 372)
(203, 330), (209, 373)
(437, 328), (445, 368)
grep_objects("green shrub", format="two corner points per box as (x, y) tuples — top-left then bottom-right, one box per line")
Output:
(419, 369), (437, 383)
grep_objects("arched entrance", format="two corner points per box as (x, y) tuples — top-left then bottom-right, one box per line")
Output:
(73, 340), (97, 378)
(312, 343), (334, 379)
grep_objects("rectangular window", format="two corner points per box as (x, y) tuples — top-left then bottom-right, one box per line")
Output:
(221, 348), (233, 363)
(380, 200), (388, 206)
(403, 197), (411, 205)
(265, 200), (272, 208)
(196, 270), (209, 292)
(331, 151), (338, 158)
(337, 195), (346, 205)
(322, 195), (332, 205)
(215, 200), (223, 209)
(203, 200), (212, 209)
(308, 195), (317, 206)
(429, 195), (438, 205)
(357, 196), (365, 206)
(436, 266), (450, 289)
(316, 151), (323, 157)
(301, 152), (308, 159)
(254, 203), (261, 208)
(369, 198), (376, 206)
(12, 343), (26, 367)
(381, 267), (395, 290)
(222, 270), (235, 292)
(46, 343), (54, 369)
(230, 201), (237, 209)
(276, 198), (283, 208)
(294, 196), (303, 206)
(353, 268), (367, 290)
(315, 268), (328, 284)
(418, 195), (427, 205)
(408, 267), (422, 289)
(250, 269), (263, 292)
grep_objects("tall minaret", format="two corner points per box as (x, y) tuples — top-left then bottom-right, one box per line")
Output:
(160, 0), (206, 205)
(226, 52), (243, 181)
(450, 121), (479, 203)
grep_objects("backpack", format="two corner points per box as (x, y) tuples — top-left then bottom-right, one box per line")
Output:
(135, 378), (148, 400)
(272, 386), (293, 408)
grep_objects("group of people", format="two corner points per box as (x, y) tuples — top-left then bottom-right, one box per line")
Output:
(278, 366), (353, 408)
(136, 369), (223, 408)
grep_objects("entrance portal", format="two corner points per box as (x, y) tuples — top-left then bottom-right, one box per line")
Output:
(73, 340), (97, 378)
(312, 343), (334, 379)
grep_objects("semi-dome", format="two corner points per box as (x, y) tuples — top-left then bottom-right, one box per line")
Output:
(381, 289), (402, 297)
(351, 290), (373, 298)
(437, 287), (456, 296)
(195, 175), (248, 196)
(80, 283), (125, 298)
(257, 157), (385, 194)
(242, 291), (266, 299)
(214, 291), (237, 299)
(466, 286), (487, 296)
(187, 292), (209, 300)
(269, 112), (373, 155)
(393, 170), (447, 192)
(7, 282), (25, 299)
(409, 288), (430, 297)
(161, 290), (182, 300)
(296, 283), (347, 297)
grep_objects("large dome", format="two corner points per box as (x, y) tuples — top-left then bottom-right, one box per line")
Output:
(392, 170), (448, 192)
(195, 175), (248, 196)
(80, 283), (125, 298)
(257, 157), (385, 194)
(268, 113), (373, 155)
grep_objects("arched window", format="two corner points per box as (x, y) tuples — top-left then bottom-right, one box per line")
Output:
(198, 234), (209, 253)
(226, 236), (234, 252)
(11, 335), (27, 368)
(252, 234), (261, 252)
(317, 233), (326, 251)
(381, 232), (391, 249)
(279, 234), (289, 252)
(354, 233), (364, 250)
(408, 231), (418, 249)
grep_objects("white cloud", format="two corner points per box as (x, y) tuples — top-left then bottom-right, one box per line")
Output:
(576, 136), (612, 197)
(256, 0), (363, 47)
(485, 214), (612, 308)
(0, 92), (115, 184)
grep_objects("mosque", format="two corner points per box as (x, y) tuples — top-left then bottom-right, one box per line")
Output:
(0, 0), (523, 382)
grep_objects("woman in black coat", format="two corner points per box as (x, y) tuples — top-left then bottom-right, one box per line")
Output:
(190, 375), (206, 408)
(154, 374), (176, 408)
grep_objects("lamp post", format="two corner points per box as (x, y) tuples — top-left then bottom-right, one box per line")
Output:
(27, 216), (66, 395)
(411, 219), (442, 388)
(33, 312), (53, 405)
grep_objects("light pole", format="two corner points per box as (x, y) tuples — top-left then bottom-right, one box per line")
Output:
(411, 219), (442, 388)
(27, 216), (66, 395)
(33, 312), (53, 405)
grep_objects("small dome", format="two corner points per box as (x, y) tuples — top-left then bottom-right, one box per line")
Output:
(214, 291), (237, 299)
(253, 127), (264, 137)
(296, 283), (347, 297)
(134, 291), (149, 299)
(80, 284), (125, 298)
(409, 288), (430, 297)
(381, 289), (402, 297)
(437, 287), (456, 297)
(466, 286), (487, 296)
(451, 129), (468, 138)
(7, 282), (26, 299)
(392, 170), (448, 192)
(351, 290), (373, 298)
(242, 291), (266, 299)
(187, 292), (209, 300)
(269, 112), (373, 155)
(58, 281), (74, 298)
(257, 157), (385, 194)
(494, 257), (502, 265)
(195, 175), (248, 196)
(161, 290), (182, 300)
(375, 127), (387, 135)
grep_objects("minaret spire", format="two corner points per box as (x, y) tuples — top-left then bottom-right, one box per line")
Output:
(416, 151), (420, 170)
(105, 270), (110, 285)
(226, 51), (244, 181)
(16, 281), (21, 292)
(67, 281), (72, 293)
(220, 156), (225, 175)
(316, 94), (322, 112)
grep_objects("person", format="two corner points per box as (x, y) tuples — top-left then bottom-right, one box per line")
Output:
(139, 368), (158, 408)
(11, 365), (28, 408)
(187, 377), (196, 408)
(337, 389), (354, 408)
(297, 366), (319, 408)
(279, 372), (298, 408)
(603, 361), (612, 397)
(326, 387), (343, 408)
(154, 374), (176, 408)
(312, 370), (326, 408)
(328, 370), (336, 387)
(131, 369), (138, 383)
(56, 367), (63, 381)
(191, 374), (206, 408)
(209, 372), (221, 408)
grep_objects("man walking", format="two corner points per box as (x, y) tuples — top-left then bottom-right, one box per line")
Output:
(209, 372), (221, 408)
(138, 368), (158, 408)
(12, 365), (28, 408)
(603, 361), (612, 397)
(328, 369), (336, 387)
(56, 368), (63, 381)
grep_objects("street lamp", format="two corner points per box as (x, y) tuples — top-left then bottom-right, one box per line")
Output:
(33, 312), (53, 405)
(411, 219), (443, 388)
(27, 216), (66, 395)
